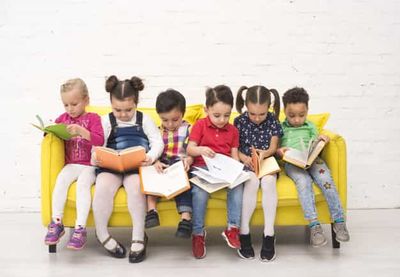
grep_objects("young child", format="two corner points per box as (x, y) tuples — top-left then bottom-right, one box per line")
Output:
(145, 89), (193, 238)
(44, 78), (104, 250)
(92, 75), (163, 263)
(234, 85), (283, 261)
(278, 87), (350, 247)
(187, 85), (243, 259)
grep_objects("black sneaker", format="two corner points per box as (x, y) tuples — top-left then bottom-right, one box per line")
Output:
(260, 235), (276, 262)
(237, 234), (255, 259)
(145, 209), (160, 229)
(175, 219), (192, 238)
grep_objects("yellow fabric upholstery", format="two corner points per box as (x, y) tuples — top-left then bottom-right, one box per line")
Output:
(41, 105), (347, 227)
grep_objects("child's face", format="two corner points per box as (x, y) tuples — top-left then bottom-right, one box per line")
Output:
(111, 96), (136, 122)
(284, 103), (308, 127)
(61, 88), (88, 118)
(246, 102), (269, 125)
(205, 102), (232, 129)
(159, 108), (184, 132)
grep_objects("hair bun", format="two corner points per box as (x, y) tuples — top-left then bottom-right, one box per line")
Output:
(105, 75), (119, 93)
(129, 76), (144, 92)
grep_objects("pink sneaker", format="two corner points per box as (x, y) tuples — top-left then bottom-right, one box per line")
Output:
(44, 221), (65, 245)
(222, 227), (241, 249)
(67, 227), (87, 250)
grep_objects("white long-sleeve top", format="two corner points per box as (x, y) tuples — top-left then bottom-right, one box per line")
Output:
(101, 112), (164, 163)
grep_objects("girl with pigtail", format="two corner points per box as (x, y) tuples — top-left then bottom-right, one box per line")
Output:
(91, 75), (164, 263)
(234, 85), (283, 262)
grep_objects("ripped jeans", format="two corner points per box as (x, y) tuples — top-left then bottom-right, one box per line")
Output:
(284, 157), (344, 222)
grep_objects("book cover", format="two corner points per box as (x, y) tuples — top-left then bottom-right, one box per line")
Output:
(139, 161), (190, 199)
(31, 115), (74, 140)
(94, 145), (146, 172)
(251, 147), (281, 178)
(283, 139), (326, 169)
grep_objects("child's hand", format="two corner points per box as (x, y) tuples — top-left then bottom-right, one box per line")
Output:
(154, 160), (168, 173)
(318, 135), (330, 143)
(199, 146), (215, 158)
(242, 155), (254, 170)
(141, 155), (153, 166)
(276, 147), (289, 158)
(183, 156), (193, 171)
(67, 124), (90, 140)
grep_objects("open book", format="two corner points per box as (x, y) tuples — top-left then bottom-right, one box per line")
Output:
(94, 146), (146, 172)
(282, 138), (326, 169)
(251, 147), (281, 178)
(190, 153), (250, 193)
(139, 161), (190, 199)
(31, 115), (74, 140)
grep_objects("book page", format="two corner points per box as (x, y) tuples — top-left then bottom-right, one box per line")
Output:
(190, 176), (229, 194)
(283, 148), (308, 168)
(202, 154), (244, 184)
(228, 171), (251, 189)
(306, 140), (326, 167)
(140, 161), (190, 199)
(191, 167), (226, 184)
(257, 156), (281, 178)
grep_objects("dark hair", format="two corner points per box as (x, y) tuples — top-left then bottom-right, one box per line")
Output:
(236, 85), (280, 120)
(105, 75), (144, 104)
(156, 89), (186, 115)
(282, 87), (309, 108)
(205, 85), (233, 108)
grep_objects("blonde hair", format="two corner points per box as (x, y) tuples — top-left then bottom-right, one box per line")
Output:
(60, 78), (89, 97)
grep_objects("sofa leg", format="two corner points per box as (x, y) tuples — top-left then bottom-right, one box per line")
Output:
(49, 244), (57, 253)
(331, 223), (340, 249)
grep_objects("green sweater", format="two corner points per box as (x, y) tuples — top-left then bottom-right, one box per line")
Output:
(280, 120), (318, 151)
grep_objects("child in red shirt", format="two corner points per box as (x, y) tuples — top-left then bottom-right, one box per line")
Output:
(187, 85), (243, 259)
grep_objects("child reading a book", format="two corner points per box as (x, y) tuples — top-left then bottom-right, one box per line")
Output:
(187, 85), (243, 259)
(44, 78), (104, 250)
(278, 87), (350, 247)
(92, 75), (163, 263)
(234, 85), (283, 262)
(145, 89), (193, 238)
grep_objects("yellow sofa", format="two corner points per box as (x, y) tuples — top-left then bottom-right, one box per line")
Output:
(41, 105), (347, 252)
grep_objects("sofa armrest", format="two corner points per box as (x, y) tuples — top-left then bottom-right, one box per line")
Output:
(41, 134), (65, 226)
(319, 129), (347, 210)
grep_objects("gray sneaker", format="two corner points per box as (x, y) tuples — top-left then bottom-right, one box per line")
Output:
(333, 222), (350, 242)
(310, 224), (327, 247)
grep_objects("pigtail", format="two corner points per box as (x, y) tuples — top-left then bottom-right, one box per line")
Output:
(269, 88), (281, 120)
(236, 86), (248, 114)
(105, 75), (119, 93)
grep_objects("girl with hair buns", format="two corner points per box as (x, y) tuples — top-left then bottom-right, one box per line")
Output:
(92, 75), (163, 263)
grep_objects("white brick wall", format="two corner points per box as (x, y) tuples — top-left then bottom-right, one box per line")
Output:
(1, 0), (399, 211)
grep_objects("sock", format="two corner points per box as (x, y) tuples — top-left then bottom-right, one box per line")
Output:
(334, 218), (344, 223)
(309, 220), (320, 228)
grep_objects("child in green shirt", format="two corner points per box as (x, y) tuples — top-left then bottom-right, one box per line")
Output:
(277, 87), (350, 248)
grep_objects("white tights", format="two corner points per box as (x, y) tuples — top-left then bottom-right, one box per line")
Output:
(93, 172), (146, 252)
(52, 164), (95, 227)
(240, 172), (278, 237)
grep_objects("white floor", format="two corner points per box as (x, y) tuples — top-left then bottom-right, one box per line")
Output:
(1, 209), (399, 277)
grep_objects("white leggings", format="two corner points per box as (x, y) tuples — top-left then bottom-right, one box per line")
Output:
(240, 172), (278, 236)
(92, 172), (146, 242)
(52, 164), (96, 227)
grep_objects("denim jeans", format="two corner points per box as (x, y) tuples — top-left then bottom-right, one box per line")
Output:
(191, 175), (244, 235)
(174, 188), (192, 214)
(284, 157), (344, 222)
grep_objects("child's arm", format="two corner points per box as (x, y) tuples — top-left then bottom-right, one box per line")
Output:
(238, 151), (254, 170)
(187, 141), (216, 158)
(231, 147), (239, 161)
(183, 156), (193, 171)
(154, 160), (168, 173)
(256, 136), (279, 158)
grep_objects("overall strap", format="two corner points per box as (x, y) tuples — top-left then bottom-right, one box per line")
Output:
(136, 111), (143, 126)
(106, 112), (118, 146)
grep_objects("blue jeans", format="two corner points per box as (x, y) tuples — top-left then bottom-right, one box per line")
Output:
(284, 157), (344, 222)
(191, 178), (244, 235)
(174, 188), (192, 214)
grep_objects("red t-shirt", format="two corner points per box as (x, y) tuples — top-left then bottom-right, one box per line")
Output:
(189, 116), (239, 166)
